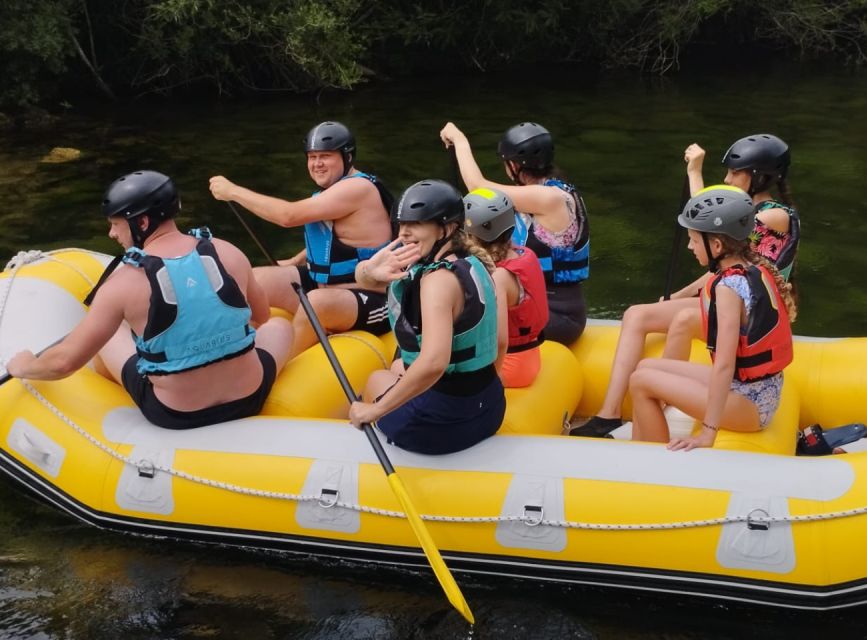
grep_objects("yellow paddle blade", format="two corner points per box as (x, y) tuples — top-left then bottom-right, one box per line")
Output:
(387, 473), (475, 625)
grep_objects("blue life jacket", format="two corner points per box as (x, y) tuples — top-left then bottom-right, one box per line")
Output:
(304, 171), (393, 285)
(387, 254), (498, 374)
(512, 179), (590, 286)
(123, 228), (255, 375)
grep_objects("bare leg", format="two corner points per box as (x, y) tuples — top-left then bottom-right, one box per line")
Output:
(596, 298), (697, 418)
(662, 306), (702, 361)
(94, 323), (136, 384)
(629, 358), (760, 443)
(363, 369), (400, 403)
(253, 265), (301, 313)
(290, 288), (360, 359)
(253, 316), (294, 372)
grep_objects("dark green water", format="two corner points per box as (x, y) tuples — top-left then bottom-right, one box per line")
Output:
(2, 63), (867, 637)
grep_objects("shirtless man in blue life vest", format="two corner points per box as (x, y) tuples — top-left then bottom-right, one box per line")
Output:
(5, 170), (293, 429)
(209, 121), (394, 357)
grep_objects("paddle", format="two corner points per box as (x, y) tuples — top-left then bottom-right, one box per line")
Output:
(0, 336), (66, 386)
(662, 176), (692, 300)
(291, 281), (475, 625)
(226, 201), (279, 267)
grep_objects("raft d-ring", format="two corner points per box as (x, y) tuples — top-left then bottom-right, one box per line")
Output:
(523, 504), (544, 527)
(137, 460), (155, 479)
(747, 508), (771, 531)
(318, 488), (339, 508)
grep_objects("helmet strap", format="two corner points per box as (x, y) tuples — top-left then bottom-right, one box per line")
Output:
(420, 223), (457, 265)
(128, 214), (159, 249)
(341, 152), (352, 178)
(702, 233), (723, 273)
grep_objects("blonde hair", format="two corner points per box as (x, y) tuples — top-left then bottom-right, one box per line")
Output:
(465, 229), (512, 264)
(451, 228), (496, 273)
(712, 234), (798, 323)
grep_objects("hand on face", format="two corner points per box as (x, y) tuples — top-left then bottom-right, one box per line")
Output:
(364, 239), (422, 283)
(209, 176), (236, 201)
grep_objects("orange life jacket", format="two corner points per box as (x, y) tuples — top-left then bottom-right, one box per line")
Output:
(700, 263), (793, 382)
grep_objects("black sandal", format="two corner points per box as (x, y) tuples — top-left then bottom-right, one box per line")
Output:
(568, 415), (623, 438)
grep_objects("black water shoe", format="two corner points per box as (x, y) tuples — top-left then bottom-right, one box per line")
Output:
(568, 416), (623, 438)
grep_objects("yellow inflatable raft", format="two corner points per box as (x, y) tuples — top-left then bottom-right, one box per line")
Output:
(2, 249), (867, 611)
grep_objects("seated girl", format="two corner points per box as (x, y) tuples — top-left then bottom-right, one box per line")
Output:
(572, 133), (799, 438)
(464, 188), (549, 388)
(628, 186), (797, 449)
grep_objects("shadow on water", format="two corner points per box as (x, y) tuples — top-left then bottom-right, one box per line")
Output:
(3, 479), (867, 639)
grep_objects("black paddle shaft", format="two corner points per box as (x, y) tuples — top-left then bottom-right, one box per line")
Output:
(291, 281), (396, 476)
(662, 176), (692, 300)
(227, 201), (279, 267)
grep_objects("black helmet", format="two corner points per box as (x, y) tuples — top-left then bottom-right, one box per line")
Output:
(394, 180), (464, 227)
(102, 170), (179, 221)
(304, 121), (356, 175)
(464, 188), (515, 242)
(678, 185), (755, 241)
(497, 122), (554, 170)
(722, 134), (790, 195)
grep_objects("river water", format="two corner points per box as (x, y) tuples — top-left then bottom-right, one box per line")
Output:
(2, 62), (867, 637)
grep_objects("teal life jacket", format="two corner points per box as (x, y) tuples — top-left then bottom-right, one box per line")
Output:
(387, 254), (498, 374)
(304, 171), (393, 284)
(512, 178), (590, 286)
(123, 228), (255, 375)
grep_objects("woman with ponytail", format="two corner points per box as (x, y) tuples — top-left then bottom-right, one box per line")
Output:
(629, 186), (796, 448)
(349, 180), (505, 454)
(440, 121), (589, 345)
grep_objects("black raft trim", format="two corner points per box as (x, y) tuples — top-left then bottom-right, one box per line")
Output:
(2, 448), (867, 610)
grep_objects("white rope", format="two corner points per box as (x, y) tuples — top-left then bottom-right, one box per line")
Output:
(17, 377), (867, 531)
(328, 332), (389, 369)
(5, 250), (867, 532)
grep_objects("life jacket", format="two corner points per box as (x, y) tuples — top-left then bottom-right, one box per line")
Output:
(497, 246), (549, 352)
(123, 228), (255, 375)
(511, 178), (590, 286)
(700, 263), (793, 382)
(304, 171), (394, 285)
(387, 254), (498, 374)
(752, 200), (800, 281)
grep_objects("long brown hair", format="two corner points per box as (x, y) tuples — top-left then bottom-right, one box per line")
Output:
(712, 234), (798, 322)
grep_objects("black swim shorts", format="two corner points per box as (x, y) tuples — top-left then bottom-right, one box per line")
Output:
(121, 348), (277, 430)
(347, 289), (389, 335)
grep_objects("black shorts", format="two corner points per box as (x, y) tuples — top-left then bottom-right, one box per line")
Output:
(121, 348), (277, 430)
(296, 267), (389, 336)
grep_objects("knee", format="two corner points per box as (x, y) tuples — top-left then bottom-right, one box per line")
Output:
(622, 304), (652, 332)
(629, 367), (653, 395)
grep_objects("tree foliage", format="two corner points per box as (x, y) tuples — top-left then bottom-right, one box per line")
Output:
(3, 0), (867, 114)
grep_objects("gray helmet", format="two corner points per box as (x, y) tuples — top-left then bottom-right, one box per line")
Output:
(722, 134), (790, 195)
(463, 188), (515, 242)
(497, 122), (554, 170)
(394, 179), (464, 227)
(304, 121), (356, 175)
(678, 185), (755, 241)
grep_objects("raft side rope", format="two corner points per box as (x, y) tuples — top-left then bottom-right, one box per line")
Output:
(0, 250), (100, 373)
(5, 251), (867, 531)
(16, 379), (867, 531)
